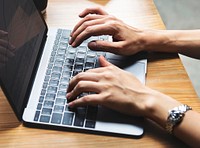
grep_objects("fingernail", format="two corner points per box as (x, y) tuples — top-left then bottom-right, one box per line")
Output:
(66, 93), (71, 99)
(69, 39), (72, 45)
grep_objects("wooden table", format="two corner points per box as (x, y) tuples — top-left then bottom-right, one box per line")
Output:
(1, 0), (200, 147)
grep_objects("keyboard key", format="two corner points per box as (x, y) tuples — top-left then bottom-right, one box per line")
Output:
(43, 82), (48, 89)
(57, 91), (66, 98)
(64, 65), (73, 71)
(76, 107), (87, 115)
(52, 66), (62, 73)
(49, 57), (55, 63)
(40, 89), (46, 96)
(54, 105), (64, 113)
(46, 93), (56, 101)
(55, 98), (66, 105)
(86, 57), (96, 63)
(51, 73), (61, 79)
(46, 69), (51, 75)
(34, 111), (40, 121)
(56, 54), (65, 60)
(66, 53), (76, 60)
(59, 42), (68, 49)
(77, 46), (87, 53)
(86, 106), (98, 120)
(85, 120), (96, 128)
(74, 64), (84, 71)
(85, 62), (94, 69)
(37, 103), (42, 110)
(62, 29), (71, 37)
(62, 71), (72, 77)
(53, 45), (58, 51)
(49, 80), (59, 86)
(42, 108), (52, 115)
(60, 37), (69, 44)
(47, 86), (57, 93)
(73, 70), (82, 76)
(65, 58), (74, 65)
(39, 96), (44, 103)
(59, 83), (68, 90)
(40, 115), (50, 123)
(47, 86), (58, 92)
(54, 59), (64, 67)
(51, 113), (62, 124)
(87, 51), (96, 57)
(48, 63), (53, 69)
(75, 57), (84, 64)
(60, 77), (70, 84)
(44, 100), (54, 108)
(62, 112), (74, 125)
(74, 113), (85, 127)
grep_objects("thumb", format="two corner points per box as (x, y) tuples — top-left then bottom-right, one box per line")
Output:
(88, 40), (120, 54)
(99, 55), (112, 67)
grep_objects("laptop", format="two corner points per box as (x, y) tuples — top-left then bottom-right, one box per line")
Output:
(0, 0), (147, 136)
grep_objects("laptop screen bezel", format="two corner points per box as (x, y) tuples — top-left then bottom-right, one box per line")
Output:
(0, 0), (48, 121)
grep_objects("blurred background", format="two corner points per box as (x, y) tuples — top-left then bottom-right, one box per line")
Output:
(154, 0), (200, 98)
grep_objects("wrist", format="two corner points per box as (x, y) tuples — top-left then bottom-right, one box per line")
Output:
(141, 29), (174, 52)
(143, 89), (181, 128)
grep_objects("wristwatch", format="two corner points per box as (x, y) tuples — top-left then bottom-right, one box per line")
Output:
(166, 104), (192, 134)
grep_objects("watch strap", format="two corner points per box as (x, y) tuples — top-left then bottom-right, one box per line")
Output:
(166, 104), (192, 134)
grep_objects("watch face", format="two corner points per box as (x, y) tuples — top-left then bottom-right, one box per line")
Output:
(170, 110), (184, 124)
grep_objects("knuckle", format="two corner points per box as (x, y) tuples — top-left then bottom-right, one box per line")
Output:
(82, 21), (89, 28)
(75, 73), (84, 81)
(107, 15), (117, 20)
(85, 26), (93, 33)
(82, 95), (90, 103)
(102, 71), (113, 80)
(84, 15), (92, 20)
(76, 81), (85, 90)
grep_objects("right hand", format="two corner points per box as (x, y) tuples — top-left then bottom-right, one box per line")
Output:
(69, 7), (146, 56)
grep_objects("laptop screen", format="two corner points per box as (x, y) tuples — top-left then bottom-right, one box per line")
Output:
(0, 0), (47, 120)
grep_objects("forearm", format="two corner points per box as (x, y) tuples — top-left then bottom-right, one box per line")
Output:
(144, 90), (200, 147)
(143, 29), (200, 59)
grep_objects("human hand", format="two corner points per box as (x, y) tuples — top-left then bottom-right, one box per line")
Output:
(69, 7), (145, 55)
(0, 30), (15, 67)
(67, 56), (154, 116)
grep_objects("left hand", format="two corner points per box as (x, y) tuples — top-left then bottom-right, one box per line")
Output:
(69, 7), (145, 55)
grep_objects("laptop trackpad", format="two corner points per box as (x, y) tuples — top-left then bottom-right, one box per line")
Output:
(95, 106), (144, 136)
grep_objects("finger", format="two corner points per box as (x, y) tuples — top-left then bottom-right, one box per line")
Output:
(70, 16), (105, 44)
(71, 24), (113, 47)
(70, 15), (104, 38)
(79, 7), (108, 18)
(67, 72), (100, 93)
(67, 81), (101, 101)
(68, 94), (102, 108)
(88, 40), (123, 54)
(99, 55), (113, 67)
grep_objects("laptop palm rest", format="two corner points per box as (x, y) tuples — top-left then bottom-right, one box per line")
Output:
(95, 106), (144, 136)
(93, 53), (146, 136)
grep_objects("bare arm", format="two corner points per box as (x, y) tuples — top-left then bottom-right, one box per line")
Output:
(70, 7), (200, 59)
(67, 56), (200, 147)
(144, 29), (200, 59)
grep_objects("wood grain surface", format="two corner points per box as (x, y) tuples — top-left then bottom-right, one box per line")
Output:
(0, 0), (199, 147)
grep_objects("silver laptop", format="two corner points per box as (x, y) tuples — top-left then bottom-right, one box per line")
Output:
(0, 0), (146, 136)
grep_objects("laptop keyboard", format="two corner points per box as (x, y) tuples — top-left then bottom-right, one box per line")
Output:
(33, 29), (108, 129)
